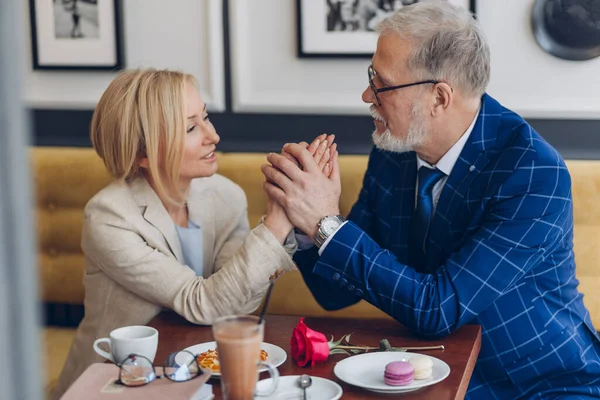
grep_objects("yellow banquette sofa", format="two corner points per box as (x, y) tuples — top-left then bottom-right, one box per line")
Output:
(33, 147), (600, 397)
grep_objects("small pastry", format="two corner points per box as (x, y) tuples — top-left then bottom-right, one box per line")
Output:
(409, 356), (433, 380)
(384, 361), (414, 386)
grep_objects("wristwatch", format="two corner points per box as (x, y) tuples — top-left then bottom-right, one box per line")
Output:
(313, 215), (346, 248)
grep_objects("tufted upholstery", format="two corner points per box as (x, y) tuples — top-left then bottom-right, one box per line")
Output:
(33, 148), (113, 305)
(568, 160), (600, 327)
(33, 147), (599, 396)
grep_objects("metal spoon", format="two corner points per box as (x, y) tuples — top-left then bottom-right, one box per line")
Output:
(297, 374), (312, 400)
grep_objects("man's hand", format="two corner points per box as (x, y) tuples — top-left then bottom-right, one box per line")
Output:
(282, 133), (337, 177)
(262, 143), (341, 240)
(262, 134), (336, 242)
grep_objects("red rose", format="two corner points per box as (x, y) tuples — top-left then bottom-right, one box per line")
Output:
(290, 318), (330, 367)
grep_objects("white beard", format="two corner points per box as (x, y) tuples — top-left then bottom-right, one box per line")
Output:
(370, 103), (428, 153)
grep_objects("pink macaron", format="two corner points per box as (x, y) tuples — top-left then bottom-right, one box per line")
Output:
(384, 361), (414, 386)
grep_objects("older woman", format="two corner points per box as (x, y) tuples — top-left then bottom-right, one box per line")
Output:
(53, 69), (335, 398)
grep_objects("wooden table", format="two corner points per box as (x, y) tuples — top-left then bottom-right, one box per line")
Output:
(148, 313), (481, 399)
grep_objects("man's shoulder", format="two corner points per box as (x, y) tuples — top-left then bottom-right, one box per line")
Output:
(366, 147), (415, 173)
(483, 105), (570, 198)
(491, 102), (565, 171)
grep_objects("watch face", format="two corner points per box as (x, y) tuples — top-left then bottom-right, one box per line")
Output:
(321, 217), (340, 235)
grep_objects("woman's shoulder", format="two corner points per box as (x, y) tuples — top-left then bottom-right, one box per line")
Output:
(84, 179), (138, 219)
(190, 174), (247, 207)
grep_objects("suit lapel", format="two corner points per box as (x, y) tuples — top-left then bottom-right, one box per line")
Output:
(187, 180), (215, 278)
(426, 95), (501, 268)
(130, 178), (184, 263)
(389, 151), (417, 262)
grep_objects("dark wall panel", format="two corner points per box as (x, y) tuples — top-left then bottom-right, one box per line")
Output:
(32, 108), (600, 159)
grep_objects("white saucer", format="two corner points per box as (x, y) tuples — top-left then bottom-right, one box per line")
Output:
(177, 341), (287, 377)
(255, 375), (343, 400)
(333, 352), (450, 394)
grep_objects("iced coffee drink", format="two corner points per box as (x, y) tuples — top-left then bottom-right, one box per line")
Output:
(212, 315), (278, 400)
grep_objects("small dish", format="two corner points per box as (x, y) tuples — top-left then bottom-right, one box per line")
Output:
(333, 352), (450, 394)
(176, 341), (287, 378)
(255, 375), (342, 400)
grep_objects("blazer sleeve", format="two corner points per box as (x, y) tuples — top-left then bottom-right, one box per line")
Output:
(210, 187), (298, 315)
(309, 156), (572, 338)
(294, 153), (376, 311)
(82, 195), (296, 325)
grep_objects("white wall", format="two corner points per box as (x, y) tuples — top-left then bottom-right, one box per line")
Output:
(23, 0), (225, 111)
(230, 0), (600, 118)
(481, 1), (600, 119)
(230, 0), (371, 115)
(24, 0), (600, 119)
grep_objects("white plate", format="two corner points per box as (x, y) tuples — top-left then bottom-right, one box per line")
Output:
(177, 341), (287, 377)
(255, 375), (343, 400)
(333, 352), (450, 394)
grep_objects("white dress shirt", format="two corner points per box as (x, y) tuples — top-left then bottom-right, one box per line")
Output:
(416, 106), (479, 212)
(302, 107), (481, 255)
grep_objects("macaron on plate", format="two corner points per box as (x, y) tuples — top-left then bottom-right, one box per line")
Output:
(333, 352), (450, 394)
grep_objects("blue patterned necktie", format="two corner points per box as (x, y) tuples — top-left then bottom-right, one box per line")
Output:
(410, 167), (446, 266)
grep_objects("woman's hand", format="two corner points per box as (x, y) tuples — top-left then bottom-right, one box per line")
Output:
(283, 133), (337, 178)
(263, 196), (294, 245)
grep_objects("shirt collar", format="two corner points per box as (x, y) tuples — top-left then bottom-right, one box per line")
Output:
(417, 105), (481, 175)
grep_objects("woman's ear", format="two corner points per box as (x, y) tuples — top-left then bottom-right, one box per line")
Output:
(139, 157), (149, 169)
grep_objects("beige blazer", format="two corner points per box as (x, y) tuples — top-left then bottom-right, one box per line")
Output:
(53, 175), (297, 399)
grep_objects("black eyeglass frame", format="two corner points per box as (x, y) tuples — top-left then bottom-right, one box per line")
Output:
(115, 351), (204, 387)
(368, 64), (440, 106)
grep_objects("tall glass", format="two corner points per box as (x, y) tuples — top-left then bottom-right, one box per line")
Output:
(212, 315), (278, 400)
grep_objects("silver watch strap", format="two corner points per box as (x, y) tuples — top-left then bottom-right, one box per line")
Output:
(313, 215), (345, 249)
(313, 231), (327, 249)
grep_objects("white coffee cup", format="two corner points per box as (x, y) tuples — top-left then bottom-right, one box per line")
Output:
(93, 326), (158, 364)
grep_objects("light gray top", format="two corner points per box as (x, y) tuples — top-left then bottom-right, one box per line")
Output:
(175, 220), (203, 277)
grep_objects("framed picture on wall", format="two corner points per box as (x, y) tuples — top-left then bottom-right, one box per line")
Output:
(29, 0), (124, 70)
(297, 0), (476, 58)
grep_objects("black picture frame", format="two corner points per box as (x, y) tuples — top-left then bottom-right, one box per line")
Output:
(297, 0), (477, 59)
(29, 0), (124, 71)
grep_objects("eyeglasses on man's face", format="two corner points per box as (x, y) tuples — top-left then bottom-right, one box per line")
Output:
(368, 64), (440, 106)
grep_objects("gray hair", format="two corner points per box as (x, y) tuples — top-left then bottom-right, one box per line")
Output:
(377, 0), (490, 98)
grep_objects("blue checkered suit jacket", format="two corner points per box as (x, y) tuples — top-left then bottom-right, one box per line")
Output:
(295, 94), (600, 399)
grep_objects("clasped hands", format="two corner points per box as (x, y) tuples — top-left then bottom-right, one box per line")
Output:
(261, 134), (342, 243)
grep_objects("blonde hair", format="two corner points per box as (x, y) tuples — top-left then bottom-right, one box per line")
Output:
(91, 69), (197, 205)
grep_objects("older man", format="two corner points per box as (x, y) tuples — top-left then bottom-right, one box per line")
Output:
(262, 1), (600, 398)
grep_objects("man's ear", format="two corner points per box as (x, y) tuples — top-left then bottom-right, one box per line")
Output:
(431, 83), (453, 116)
